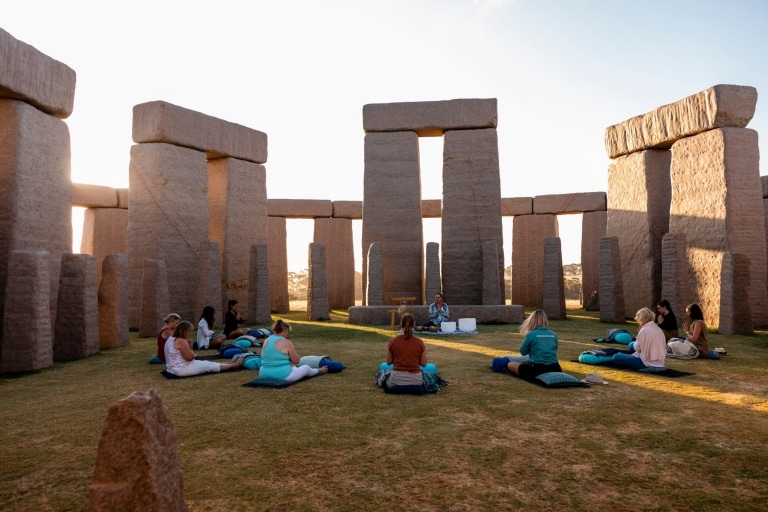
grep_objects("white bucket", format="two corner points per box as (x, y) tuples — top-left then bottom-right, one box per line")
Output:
(458, 318), (476, 332)
(440, 321), (457, 333)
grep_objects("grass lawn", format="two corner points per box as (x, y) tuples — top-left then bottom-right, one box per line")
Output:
(1, 308), (767, 511)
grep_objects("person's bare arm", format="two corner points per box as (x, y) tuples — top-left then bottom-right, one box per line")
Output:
(176, 338), (196, 361)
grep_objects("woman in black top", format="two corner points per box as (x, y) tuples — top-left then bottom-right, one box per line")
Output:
(655, 299), (679, 341)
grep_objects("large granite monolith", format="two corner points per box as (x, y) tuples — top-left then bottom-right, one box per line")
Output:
(542, 237), (566, 320)
(54, 253), (99, 361)
(599, 237), (625, 323)
(127, 143), (209, 328)
(0, 250), (53, 373)
(718, 252), (753, 335)
(669, 128), (768, 329)
(660, 233), (688, 330)
(366, 242), (384, 306)
(606, 149), (671, 316)
(424, 242), (442, 302)
(362, 131), (423, 305)
(208, 157), (267, 316)
(194, 239), (222, 326)
(267, 217), (289, 313)
(441, 128), (504, 305)
(314, 217), (355, 309)
(99, 254), (129, 348)
(581, 211), (606, 305)
(80, 208), (128, 284)
(512, 214), (558, 308)
(482, 240), (502, 306)
(85, 389), (188, 512)
(139, 259), (170, 338)
(307, 243), (329, 320)
(248, 243), (271, 323)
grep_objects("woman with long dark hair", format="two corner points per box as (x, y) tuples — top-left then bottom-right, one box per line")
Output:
(196, 306), (226, 350)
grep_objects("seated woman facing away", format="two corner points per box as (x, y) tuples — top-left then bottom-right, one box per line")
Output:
(384, 313), (430, 394)
(504, 309), (562, 381)
(612, 308), (667, 371)
(259, 319), (328, 381)
(164, 321), (243, 377)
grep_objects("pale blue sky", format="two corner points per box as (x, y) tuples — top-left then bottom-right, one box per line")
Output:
(4, 0), (767, 271)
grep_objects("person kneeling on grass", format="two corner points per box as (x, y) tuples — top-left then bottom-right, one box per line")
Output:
(612, 308), (667, 371)
(165, 321), (243, 377)
(259, 319), (328, 381)
(503, 309), (562, 381)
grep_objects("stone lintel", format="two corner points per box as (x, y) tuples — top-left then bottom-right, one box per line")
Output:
(332, 201), (362, 219)
(0, 27), (76, 118)
(501, 197), (533, 216)
(132, 101), (268, 163)
(605, 84), (757, 158)
(363, 98), (497, 135)
(267, 199), (333, 218)
(534, 192), (606, 214)
(72, 183), (119, 208)
(117, 188), (129, 209)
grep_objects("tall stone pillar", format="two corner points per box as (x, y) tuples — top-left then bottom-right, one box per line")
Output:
(442, 128), (504, 305)
(194, 239), (222, 325)
(424, 242), (441, 303)
(719, 252), (753, 335)
(512, 214), (558, 308)
(80, 208), (128, 284)
(366, 242), (384, 306)
(482, 241), (502, 306)
(670, 128), (768, 329)
(581, 210), (606, 304)
(99, 254), (129, 349)
(362, 131), (423, 305)
(307, 243), (329, 320)
(606, 149), (671, 315)
(314, 217), (354, 309)
(248, 243), (271, 324)
(599, 236), (625, 323)
(660, 233), (688, 329)
(54, 253), (99, 361)
(268, 217), (289, 313)
(208, 157), (267, 316)
(542, 237), (566, 320)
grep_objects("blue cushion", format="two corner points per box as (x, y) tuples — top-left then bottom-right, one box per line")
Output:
(534, 372), (589, 388)
(379, 362), (436, 373)
(614, 332), (633, 344)
(491, 357), (510, 372)
(148, 355), (164, 365)
(233, 337), (255, 349)
(222, 347), (244, 359)
(242, 357), (262, 370)
(244, 375), (316, 388)
(579, 353), (614, 365)
(323, 360), (345, 373)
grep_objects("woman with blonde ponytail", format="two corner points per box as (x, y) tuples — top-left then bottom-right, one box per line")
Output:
(384, 313), (428, 394)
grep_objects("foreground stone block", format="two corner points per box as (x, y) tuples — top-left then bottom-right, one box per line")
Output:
(0, 99), (72, 329)
(605, 84), (757, 158)
(307, 243), (329, 320)
(54, 254), (99, 361)
(718, 252), (753, 335)
(99, 254), (129, 349)
(267, 218), (289, 313)
(363, 98), (497, 136)
(660, 233), (688, 329)
(132, 101), (267, 163)
(86, 390), (188, 512)
(348, 305), (524, 326)
(542, 237), (566, 320)
(139, 259), (169, 338)
(80, 208), (128, 283)
(442, 128), (504, 305)
(512, 214), (558, 307)
(208, 157), (267, 315)
(362, 132), (423, 304)
(599, 237), (625, 323)
(0, 27), (76, 118)
(248, 243), (271, 323)
(127, 143), (209, 326)
(607, 149), (671, 315)
(533, 192), (606, 215)
(0, 250), (53, 373)
(670, 128), (767, 328)
(267, 199), (333, 218)
(581, 211), (607, 305)
(314, 218), (354, 309)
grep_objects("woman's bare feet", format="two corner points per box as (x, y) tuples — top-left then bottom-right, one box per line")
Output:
(318, 366), (329, 374)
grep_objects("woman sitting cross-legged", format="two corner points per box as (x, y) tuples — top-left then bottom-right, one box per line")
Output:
(259, 319), (328, 381)
(503, 309), (562, 381)
(164, 321), (243, 377)
(383, 313), (430, 394)
(612, 308), (667, 371)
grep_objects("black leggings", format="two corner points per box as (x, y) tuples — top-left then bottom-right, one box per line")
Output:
(517, 361), (562, 381)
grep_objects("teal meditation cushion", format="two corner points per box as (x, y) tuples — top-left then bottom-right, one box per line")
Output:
(614, 332), (633, 344)
(579, 353), (613, 365)
(243, 357), (262, 370)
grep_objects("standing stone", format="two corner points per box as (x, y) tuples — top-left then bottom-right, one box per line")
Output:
(424, 242), (442, 302)
(719, 252), (753, 335)
(267, 217), (289, 313)
(127, 143), (209, 327)
(0, 99), (72, 339)
(482, 241), (502, 306)
(607, 149), (671, 317)
(599, 237), (625, 323)
(366, 242), (384, 306)
(542, 237), (566, 320)
(581, 211), (607, 306)
(314, 217), (355, 309)
(442, 128), (505, 305)
(362, 131), (423, 305)
(54, 254), (99, 361)
(80, 208), (128, 284)
(208, 157), (267, 316)
(670, 128), (768, 328)
(660, 233), (688, 330)
(0, 250), (53, 373)
(194, 239), (222, 326)
(307, 243), (329, 320)
(99, 254), (129, 349)
(512, 214), (558, 308)
(139, 259), (169, 338)
(85, 390), (188, 512)
(248, 243), (271, 323)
